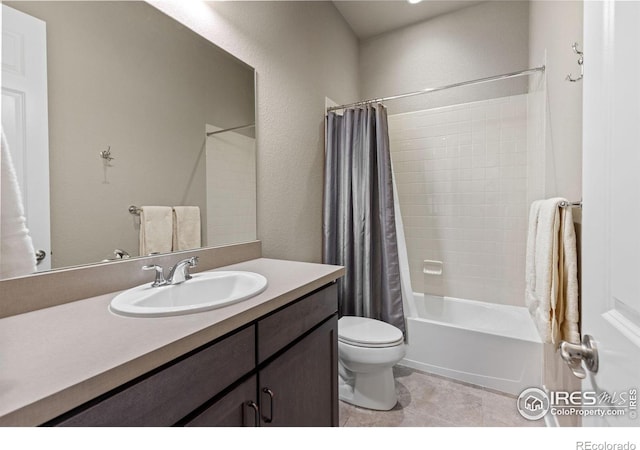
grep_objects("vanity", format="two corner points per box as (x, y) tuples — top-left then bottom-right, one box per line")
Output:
(0, 256), (344, 427)
(52, 283), (337, 427)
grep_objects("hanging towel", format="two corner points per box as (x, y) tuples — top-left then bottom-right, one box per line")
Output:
(139, 206), (173, 256)
(0, 130), (37, 278)
(525, 198), (580, 345)
(172, 206), (201, 251)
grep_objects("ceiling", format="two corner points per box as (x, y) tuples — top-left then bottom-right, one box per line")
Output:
(333, 0), (483, 40)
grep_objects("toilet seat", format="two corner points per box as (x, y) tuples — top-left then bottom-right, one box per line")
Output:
(338, 316), (404, 348)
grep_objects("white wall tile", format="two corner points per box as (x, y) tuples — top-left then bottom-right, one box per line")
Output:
(390, 93), (535, 307)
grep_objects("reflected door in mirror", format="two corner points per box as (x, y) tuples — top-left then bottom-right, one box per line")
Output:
(1, 5), (51, 272)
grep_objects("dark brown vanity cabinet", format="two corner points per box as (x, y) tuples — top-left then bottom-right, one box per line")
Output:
(186, 316), (338, 428)
(186, 283), (339, 427)
(48, 283), (338, 427)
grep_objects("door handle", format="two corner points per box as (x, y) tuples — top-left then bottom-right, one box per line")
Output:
(261, 388), (274, 423)
(243, 401), (260, 427)
(35, 250), (46, 265)
(560, 334), (599, 379)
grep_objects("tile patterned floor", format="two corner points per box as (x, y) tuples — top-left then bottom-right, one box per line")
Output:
(340, 365), (545, 427)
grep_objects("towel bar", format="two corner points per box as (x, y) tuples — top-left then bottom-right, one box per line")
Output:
(559, 201), (582, 208)
(129, 205), (142, 215)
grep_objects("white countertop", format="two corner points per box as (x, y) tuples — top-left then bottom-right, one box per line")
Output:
(0, 258), (344, 426)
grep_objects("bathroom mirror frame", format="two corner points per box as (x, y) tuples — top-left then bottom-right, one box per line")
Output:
(0, 1), (258, 282)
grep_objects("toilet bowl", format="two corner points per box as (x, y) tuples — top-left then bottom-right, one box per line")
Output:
(338, 316), (406, 411)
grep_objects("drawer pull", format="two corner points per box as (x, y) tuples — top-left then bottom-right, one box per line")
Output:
(261, 388), (275, 423)
(244, 401), (260, 427)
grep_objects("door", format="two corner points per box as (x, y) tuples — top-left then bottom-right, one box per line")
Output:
(1, 5), (51, 271)
(582, 0), (640, 426)
(259, 317), (338, 427)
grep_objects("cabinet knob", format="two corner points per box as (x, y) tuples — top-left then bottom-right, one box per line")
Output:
(261, 388), (275, 423)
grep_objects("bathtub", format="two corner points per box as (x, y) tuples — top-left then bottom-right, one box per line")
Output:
(400, 293), (543, 396)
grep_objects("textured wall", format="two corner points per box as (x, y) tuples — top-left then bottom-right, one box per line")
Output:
(359, 1), (530, 115)
(529, 0), (583, 203)
(151, 1), (360, 263)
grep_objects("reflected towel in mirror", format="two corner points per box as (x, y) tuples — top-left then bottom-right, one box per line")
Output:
(139, 206), (173, 256)
(172, 206), (201, 251)
(0, 130), (37, 278)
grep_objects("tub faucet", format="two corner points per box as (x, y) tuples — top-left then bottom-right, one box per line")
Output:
(166, 256), (199, 285)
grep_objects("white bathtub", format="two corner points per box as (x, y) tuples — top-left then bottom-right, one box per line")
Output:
(400, 293), (543, 396)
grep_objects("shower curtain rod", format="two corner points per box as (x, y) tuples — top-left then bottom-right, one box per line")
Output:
(206, 123), (255, 137)
(326, 66), (545, 112)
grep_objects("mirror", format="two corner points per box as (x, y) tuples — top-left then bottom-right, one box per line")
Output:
(1, 1), (257, 279)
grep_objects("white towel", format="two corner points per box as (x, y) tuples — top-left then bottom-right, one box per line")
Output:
(172, 206), (201, 251)
(0, 131), (37, 278)
(525, 198), (580, 345)
(139, 206), (173, 256)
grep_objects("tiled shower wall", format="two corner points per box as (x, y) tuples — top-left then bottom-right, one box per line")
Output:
(389, 94), (536, 307)
(206, 129), (257, 247)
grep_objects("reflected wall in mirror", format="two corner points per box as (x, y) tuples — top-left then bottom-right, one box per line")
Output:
(0, 1), (257, 279)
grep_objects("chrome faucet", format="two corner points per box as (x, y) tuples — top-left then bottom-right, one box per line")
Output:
(142, 256), (199, 287)
(142, 264), (167, 287)
(114, 249), (130, 259)
(166, 256), (199, 285)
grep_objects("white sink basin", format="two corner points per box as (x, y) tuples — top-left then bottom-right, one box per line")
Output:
(109, 271), (268, 317)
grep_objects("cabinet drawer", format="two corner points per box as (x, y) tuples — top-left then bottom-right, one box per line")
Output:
(257, 283), (337, 363)
(56, 326), (255, 427)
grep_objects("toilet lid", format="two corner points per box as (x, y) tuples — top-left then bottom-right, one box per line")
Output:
(338, 316), (404, 348)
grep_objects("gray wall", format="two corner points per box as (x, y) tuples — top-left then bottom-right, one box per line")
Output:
(358, 1), (530, 115)
(152, 1), (360, 263)
(529, 0), (583, 203)
(7, 1), (255, 268)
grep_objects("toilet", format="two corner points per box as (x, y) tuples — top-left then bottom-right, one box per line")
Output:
(338, 316), (406, 411)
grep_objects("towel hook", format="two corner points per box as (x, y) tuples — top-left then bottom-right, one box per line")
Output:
(99, 146), (115, 163)
(566, 42), (584, 82)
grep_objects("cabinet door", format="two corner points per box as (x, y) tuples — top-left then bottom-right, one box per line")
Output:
(259, 316), (338, 427)
(185, 375), (258, 427)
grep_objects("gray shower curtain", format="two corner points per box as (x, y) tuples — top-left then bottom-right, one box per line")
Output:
(323, 104), (405, 333)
